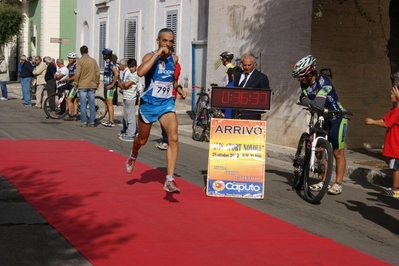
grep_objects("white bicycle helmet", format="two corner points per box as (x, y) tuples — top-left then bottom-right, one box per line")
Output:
(220, 51), (234, 61)
(292, 55), (316, 79)
(67, 52), (77, 59)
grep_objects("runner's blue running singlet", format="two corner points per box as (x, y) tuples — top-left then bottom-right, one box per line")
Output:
(141, 52), (175, 105)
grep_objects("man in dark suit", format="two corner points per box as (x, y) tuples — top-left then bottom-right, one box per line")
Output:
(233, 53), (270, 120)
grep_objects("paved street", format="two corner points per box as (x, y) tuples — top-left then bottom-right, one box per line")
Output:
(0, 85), (398, 265)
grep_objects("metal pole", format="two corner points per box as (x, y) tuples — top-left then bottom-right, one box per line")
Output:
(59, 39), (62, 59)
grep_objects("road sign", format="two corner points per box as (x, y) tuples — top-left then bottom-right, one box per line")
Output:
(50, 38), (71, 44)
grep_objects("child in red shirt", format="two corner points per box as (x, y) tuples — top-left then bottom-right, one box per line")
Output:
(365, 87), (399, 197)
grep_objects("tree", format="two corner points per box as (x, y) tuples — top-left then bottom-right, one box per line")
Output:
(0, 2), (24, 53)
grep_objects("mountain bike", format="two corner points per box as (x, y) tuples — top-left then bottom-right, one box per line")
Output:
(192, 85), (223, 141)
(292, 102), (353, 204)
(43, 88), (108, 121)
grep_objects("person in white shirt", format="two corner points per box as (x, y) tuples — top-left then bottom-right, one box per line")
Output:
(0, 54), (9, 100)
(54, 58), (69, 93)
(118, 58), (139, 141)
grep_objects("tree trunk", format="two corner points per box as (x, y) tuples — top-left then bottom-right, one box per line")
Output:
(388, 0), (399, 86)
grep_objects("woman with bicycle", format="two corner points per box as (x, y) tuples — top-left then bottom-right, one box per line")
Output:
(292, 55), (349, 195)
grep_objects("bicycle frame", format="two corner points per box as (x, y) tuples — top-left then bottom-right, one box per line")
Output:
(308, 115), (328, 173)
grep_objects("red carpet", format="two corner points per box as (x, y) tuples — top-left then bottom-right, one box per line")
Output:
(0, 140), (389, 265)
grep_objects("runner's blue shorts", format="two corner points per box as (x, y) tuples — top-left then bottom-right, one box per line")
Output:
(139, 99), (175, 124)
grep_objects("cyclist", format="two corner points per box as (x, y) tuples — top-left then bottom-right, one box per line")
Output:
(101, 48), (119, 127)
(64, 52), (79, 121)
(220, 51), (235, 87)
(292, 55), (348, 195)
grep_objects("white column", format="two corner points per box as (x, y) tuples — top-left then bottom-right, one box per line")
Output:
(41, 0), (60, 59)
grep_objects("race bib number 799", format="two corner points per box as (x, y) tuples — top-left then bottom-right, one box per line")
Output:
(151, 81), (173, 99)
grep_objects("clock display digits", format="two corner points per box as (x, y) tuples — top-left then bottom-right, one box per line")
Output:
(241, 91), (248, 104)
(210, 87), (271, 110)
(232, 91), (240, 104)
(221, 91), (230, 104)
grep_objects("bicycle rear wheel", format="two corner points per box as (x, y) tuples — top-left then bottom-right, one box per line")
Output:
(94, 96), (108, 121)
(292, 132), (309, 190)
(43, 93), (68, 119)
(303, 138), (333, 204)
(74, 96), (108, 122)
(192, 108), (207, 141)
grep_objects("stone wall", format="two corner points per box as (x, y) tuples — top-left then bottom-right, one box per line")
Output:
(311, 0), (391, 149)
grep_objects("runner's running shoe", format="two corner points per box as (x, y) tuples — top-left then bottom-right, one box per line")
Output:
(125, 153), (137, 174)
(163, 179), (180, 193)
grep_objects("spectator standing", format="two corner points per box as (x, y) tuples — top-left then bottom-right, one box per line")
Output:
(64, 52), (79, 121)
(54, 58), (69, 93)
(112, 54), (120, 107)
(233, 53), (270, 120)
(101, 48), (118, 127)
(44, 56), (57, 109)
(223, 66), (242, 118)
(118, 58), (139, 141)
(74, 45), (100, 127)
(0, 54), (9, 100)
(366, 86), (399, 197)
(125, 28), (181, 193)
(32, 56), (47, 108)
(220, 51), (235, 87)
(19, 55), (34, 106)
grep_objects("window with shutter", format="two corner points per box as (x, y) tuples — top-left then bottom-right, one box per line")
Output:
(124, 18), (138, 60)
(99, 21), (106, 70)
(166, 10), (178, 53)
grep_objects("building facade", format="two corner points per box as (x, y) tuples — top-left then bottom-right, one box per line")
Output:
(76, 0), (202, 91)
(72, 0), (392, 149)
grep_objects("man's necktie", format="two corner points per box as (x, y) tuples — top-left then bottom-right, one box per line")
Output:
(239, 73), (248, 87)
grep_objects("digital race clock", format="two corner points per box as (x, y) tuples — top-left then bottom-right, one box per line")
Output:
(210, 87), (272, 110)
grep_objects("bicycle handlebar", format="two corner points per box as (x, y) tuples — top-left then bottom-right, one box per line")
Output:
(296, 102), (353, 117)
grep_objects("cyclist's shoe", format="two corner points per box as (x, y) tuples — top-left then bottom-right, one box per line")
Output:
(64, 115), (75, 121)
(309, 181), (324, 192)
(163, 179), (180, 193)
(328, 183), (342, 195)
(380, 187), (399, 198)
(125, 153), (137, 174)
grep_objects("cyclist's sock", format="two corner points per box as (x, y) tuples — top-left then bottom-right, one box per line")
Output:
(166, 175), (174, 181)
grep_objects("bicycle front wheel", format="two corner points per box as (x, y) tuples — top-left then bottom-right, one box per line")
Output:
(192, 108), (207, 141)
(303, 138), (333, 204)
(193, 99), (201, 115)
(43, 93), (68, 119)
(292, 132), (309, 190)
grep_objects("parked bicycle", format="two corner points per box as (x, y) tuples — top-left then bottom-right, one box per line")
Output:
(192, 85), (223, 141)
(292, 102), (353, 204)
(43, 88), (108, 121)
